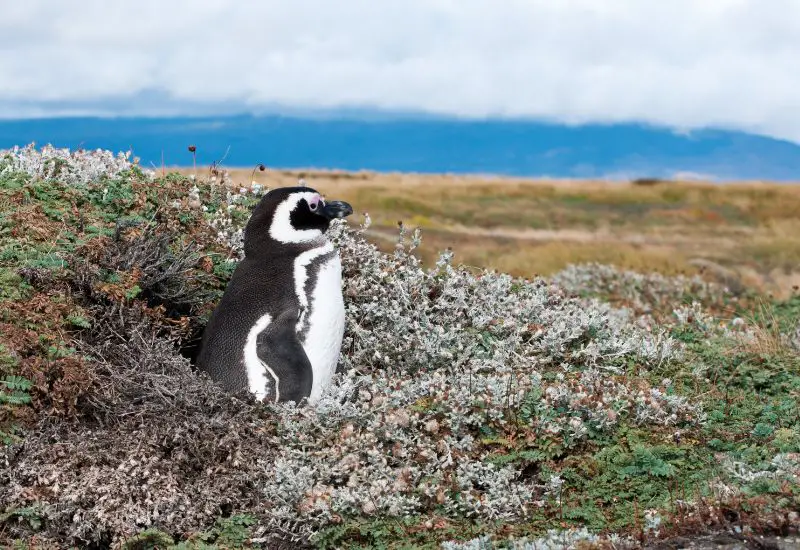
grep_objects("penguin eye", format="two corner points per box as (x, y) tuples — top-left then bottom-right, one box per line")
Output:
(308, 201), (318, 212)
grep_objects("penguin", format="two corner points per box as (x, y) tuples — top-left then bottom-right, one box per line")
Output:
(197, 186), (353, 405)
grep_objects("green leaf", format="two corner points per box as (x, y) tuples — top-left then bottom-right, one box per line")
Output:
(1, 375), (32, 392)
(67, 315), (92, 329)
(752, 423), (775, 438)
(125, 285), (142, 300)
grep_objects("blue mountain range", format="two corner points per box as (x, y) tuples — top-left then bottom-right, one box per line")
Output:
(1, 114), (799, 181)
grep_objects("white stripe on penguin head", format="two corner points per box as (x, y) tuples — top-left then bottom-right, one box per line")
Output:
(269, 191), (326, 244)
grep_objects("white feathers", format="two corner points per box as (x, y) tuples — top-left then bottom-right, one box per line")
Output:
(293, 242), (335, 313)
(243, 312), (279, 402)
(269, 191), (325, 244)
(302, 252), (346, 404)
(292, 241), (344, 404)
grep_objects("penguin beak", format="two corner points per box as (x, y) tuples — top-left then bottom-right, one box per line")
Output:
(319, 200), (353, 220)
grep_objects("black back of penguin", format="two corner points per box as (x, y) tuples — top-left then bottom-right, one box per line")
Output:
(196, 186), (353, 403)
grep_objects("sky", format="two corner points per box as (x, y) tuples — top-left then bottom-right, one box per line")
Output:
(2, 1), (800, 143)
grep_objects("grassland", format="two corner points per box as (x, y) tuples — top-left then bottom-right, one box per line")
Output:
(185, 167), (800, 299)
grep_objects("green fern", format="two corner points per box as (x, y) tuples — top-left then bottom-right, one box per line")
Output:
(1, 375), (32, 406)
(1, 374), (32, 392)
(202, 514), (256, 548)
(123, 515), (258, 550)
(1, 374), (32, 445)
(620, 446), (678, 478)
(122, 528), (176, 550)
(0, 506), (44, 532)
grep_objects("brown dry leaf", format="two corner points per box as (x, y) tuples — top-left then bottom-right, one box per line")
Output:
(199, 255), (214, 273)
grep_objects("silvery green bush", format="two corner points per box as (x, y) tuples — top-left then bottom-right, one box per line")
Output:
(0, 143), (151, 184)
(441, 528), (633, 550)
(553, 262), (731, 316)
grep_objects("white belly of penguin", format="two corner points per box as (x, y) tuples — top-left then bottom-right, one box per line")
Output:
(300, 252), (345, 404)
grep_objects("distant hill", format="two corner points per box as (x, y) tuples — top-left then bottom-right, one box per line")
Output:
(1, 114), (799, 181)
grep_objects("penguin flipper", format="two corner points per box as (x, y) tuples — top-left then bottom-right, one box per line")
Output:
(255, 313), (313, 404)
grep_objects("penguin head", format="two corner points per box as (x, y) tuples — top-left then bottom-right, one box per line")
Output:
(244, 186), (353, 254)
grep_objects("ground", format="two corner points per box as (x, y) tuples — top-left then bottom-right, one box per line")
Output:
(0, 145), (798, 549)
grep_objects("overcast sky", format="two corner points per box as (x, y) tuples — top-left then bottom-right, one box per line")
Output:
(2, 1), (799, 142)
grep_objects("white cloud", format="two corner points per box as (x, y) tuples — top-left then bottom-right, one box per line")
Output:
(1, 0), (799, 142)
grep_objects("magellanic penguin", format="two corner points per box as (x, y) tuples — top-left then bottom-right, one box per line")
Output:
(197, 187), (353, 405)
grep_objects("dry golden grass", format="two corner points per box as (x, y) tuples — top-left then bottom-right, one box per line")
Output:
(175, 166), (800, 297)
(367, 227), (696, 278)
(730, 295), (800, 358)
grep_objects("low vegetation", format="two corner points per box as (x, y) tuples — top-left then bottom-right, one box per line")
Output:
(0, 145), (798, 549)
